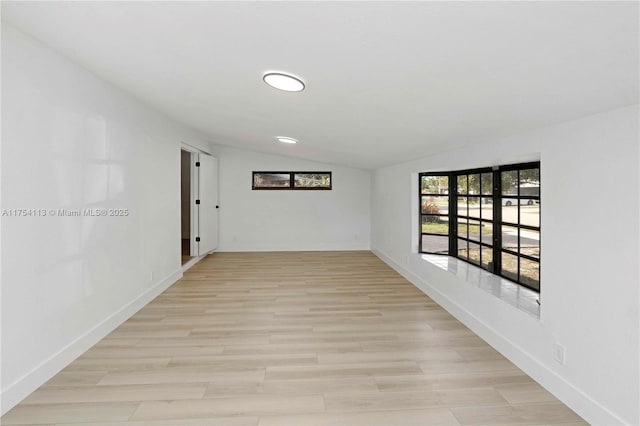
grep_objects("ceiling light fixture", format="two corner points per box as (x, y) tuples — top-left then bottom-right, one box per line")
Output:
(263, 72), (305, 92)
(276, 136), (298, 144)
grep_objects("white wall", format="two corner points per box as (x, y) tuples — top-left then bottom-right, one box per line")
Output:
(3, 15), (635, 423)
(216, 146), (371, 252)
(1, 25), (211, 414)
(371, 105), (639, 425)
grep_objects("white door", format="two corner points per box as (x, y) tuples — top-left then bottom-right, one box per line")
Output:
(197, 153), (218, 255)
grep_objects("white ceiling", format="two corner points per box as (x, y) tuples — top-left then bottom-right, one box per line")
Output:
(3, 1), (638, 169)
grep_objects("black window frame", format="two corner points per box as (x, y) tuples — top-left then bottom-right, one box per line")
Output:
(419, 161), (540, 292)
(252, 171), (332, 190)
(419, 173), (452, 255)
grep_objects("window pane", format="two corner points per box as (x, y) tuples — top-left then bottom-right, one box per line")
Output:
(469, 242), (481, 265)
(253, 173), (290, 188)
(501, 225), (518, 253)
(480, 220), (493, 245)
(501, 252), (519, 281)
(467, 196), (481, 218)
(481, 246), (494, 271)
(468, 219), (481, 242)
(519, 168), (540, 193)
(520, 258), (540, 291)
(520, 229), (540, 259)
(520, 203), (540, 227)
(481, 172), (493, 195)
(421, 175), (449, 194)
(468, 174), (480, 194)
(422, 216), (449, 235)
(294, 173), (331, 189)
(501, 170), (518, 196)
(480, 198), (493, 220)
(457, 217), (468, 239)
(421, 196), (448, 214)
(434, 196), (449, 215)
(457, 238), (468, 260)
(422, 235), (449, 254)
(501, 199), (518, 224)
(457, 175), (468, 194)
(420, 195), (440, 214)
(457, 197), (468, 216)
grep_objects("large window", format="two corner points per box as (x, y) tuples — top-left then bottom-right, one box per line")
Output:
(419, 162), (540, 291)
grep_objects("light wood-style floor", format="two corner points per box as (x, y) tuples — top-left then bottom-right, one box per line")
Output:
(2, 251), (586, 425)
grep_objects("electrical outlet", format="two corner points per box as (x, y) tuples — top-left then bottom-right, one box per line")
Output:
(553, 343), (566, 365)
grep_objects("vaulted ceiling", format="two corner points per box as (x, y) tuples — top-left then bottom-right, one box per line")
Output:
(3, 1), (638, 169)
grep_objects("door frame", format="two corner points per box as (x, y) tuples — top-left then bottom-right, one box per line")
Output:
(180, 143), (205, 258)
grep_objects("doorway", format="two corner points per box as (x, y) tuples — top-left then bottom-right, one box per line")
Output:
(180, 146), (219, 267)
(180, 149), (193, 265)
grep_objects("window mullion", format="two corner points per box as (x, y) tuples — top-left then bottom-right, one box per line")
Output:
(418, 174), (423, 253)
(492, 168), (501, 275)
(516, 169), (521, 283)
(449, 172), (456, 255)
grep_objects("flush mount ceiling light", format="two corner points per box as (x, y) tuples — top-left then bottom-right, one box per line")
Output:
(276, 136), (298, 144)
(263, 72), (305, 92)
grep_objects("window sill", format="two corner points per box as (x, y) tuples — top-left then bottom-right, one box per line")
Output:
(421, 254), (540, 319)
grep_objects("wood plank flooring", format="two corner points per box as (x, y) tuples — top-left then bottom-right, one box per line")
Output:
(2, 251), (586, 425)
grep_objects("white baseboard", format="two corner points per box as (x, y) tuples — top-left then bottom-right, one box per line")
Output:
(217, 244), (371, 252)
(0, 268), (183, 416)
(372, 248), (628, 426)
(181, 251), (210, 272)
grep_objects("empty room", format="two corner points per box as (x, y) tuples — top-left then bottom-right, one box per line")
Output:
(1, 2), (638, 425)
